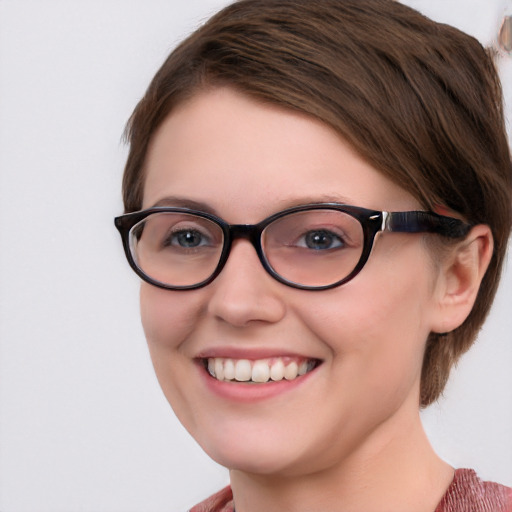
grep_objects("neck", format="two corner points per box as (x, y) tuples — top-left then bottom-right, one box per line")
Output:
(229, 406), (453, 512)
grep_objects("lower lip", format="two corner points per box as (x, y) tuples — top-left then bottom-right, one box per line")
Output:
(196, 361), (319, 403)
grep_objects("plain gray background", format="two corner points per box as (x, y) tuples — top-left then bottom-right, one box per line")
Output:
(0, 1), (511, 510)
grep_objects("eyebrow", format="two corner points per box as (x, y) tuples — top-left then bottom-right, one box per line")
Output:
(150, 193), (356, 217)
(151, 196), (219, 215)
(276, 194), (354, 209)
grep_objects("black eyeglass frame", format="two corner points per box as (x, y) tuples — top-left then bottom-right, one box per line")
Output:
(114, 203), (472, 291)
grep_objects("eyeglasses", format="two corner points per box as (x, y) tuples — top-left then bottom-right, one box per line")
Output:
(114, 203), (471, 291)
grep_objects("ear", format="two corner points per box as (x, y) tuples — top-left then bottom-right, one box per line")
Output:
(430, 224), (493, 334)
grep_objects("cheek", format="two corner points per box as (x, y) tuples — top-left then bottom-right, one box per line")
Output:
(139, 284), (208, 429)
(304, 275), (431, 349)
(297, 251), (436, 400)
(139, 284), (204, 399)
(139, 284), (205, 350)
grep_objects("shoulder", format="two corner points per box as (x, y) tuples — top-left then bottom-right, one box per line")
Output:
(188, 486), (234, 512)
(188, 473), (512, 512)
(436, 468), (512, 512)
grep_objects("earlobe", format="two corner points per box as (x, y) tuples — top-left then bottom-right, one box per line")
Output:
(431, 224), (493, 334)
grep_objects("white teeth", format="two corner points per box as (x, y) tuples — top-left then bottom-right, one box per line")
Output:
(252, 360), (270, 383)
(224, 359), (236, 381)
(270, 359), (285, 381)
(214, 359), (224, 381)
(298, 360), (308, 376)
(234, 359), (252, 381)
(206, 357), (316, 383)
(208, 358), (215, 376)
(284, 361), (298, 380)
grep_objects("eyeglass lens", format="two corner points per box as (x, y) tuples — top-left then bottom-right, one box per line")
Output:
(129, 210), (365, 288)
(131, 212), (224, 287)
(262, 210), (363, 287)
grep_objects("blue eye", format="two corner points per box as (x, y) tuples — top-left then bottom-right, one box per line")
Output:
(299, 230), (344, 250)
(166, 229), (210, 248)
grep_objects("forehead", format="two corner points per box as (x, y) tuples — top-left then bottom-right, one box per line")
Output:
(142, 87), (420, 219)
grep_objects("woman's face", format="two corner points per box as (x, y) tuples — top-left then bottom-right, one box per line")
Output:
(140, 87), (444, 476)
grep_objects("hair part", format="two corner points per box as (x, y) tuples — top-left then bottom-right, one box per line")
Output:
(123, 0), (512, 406)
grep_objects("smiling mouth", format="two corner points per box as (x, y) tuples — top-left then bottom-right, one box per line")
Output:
(203, 357), (321, 383)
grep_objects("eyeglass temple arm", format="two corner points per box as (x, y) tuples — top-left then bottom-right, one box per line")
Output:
(383, 211), (472, 238)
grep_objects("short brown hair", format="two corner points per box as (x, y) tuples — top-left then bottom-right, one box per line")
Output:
(122, 0), (512, 406)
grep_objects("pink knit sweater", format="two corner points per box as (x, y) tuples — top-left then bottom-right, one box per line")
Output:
(189, 469), (512, 512)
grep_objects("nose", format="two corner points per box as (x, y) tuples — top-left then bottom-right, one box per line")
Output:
(206, 239), (286, 327)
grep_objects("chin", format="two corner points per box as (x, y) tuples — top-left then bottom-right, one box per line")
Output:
(209, 449), (297, 476)
(195, 427), (306, 475)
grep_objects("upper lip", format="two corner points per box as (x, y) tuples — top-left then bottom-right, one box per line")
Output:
(195, 347), (321, 361)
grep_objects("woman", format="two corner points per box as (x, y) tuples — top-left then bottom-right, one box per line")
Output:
(115, 0), (512, 510)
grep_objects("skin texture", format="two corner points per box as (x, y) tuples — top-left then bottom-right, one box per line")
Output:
(139, 87), (492, 512)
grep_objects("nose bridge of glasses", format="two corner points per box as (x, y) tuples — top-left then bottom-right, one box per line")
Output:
(222, 223), (270, 271)
(228, 223), (262, 249)
(216, 223), (269, 281)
